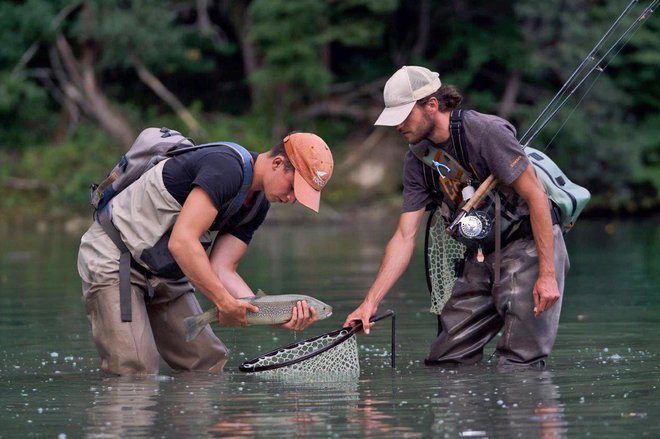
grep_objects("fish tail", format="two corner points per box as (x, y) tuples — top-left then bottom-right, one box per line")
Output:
(183, 308), (216, 342)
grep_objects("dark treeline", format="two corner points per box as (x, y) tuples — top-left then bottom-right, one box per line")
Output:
(0, 0), (658, 221)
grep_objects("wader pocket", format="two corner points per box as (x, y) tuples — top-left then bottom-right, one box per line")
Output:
(140, 231), (212, 279)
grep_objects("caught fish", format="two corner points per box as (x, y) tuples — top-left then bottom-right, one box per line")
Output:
(183, 290), (333, 342)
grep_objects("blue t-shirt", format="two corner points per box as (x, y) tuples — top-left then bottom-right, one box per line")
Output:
(162, 146), (269, 244)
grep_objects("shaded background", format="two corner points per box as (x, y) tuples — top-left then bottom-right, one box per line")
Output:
(0, 0), (658, 228)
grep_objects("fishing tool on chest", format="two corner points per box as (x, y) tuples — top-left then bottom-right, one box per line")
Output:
(425, 0), (657, 317)
(238, 310), (395, 381)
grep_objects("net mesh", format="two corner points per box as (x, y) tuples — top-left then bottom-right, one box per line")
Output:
(426, 211), (466, 315)
(242, 329), (360, 381)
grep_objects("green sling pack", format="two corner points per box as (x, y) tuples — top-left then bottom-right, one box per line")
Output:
(524, 146), (591, 233)
(424, 110), (591, 234)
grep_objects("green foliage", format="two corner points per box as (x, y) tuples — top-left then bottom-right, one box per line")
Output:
(74, 0), (213, 72)
(248, 0), (332, 103)
(0, 73), (57, 146)
(248, 0), (397, 122)
(0, 0), (657, 219)
(0, 0), (55, 67)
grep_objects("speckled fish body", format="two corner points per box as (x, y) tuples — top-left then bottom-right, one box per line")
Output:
(183, 293), (333, 342)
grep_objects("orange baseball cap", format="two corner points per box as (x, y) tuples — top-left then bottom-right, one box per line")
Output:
(283, 132), (334, 212)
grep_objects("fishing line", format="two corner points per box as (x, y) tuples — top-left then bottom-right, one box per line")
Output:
(519, 0), (639, 146)
(541, 19), (644, 151)
(521, 0), (657, 150)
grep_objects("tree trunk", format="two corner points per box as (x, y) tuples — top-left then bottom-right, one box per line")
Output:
(227, 2), (260, 108)
(196, 0), (228, 47)
(53, 34), (135, 148)
(497, 70), (521, 119)
(132, 55), (206, 138)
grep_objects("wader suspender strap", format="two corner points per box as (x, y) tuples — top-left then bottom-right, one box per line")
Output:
(96, 206), (133, 322)
(96, 142), (254, 322)
(494, 194), (502, 284)
(450, 110), (507, 281)
(449, 110), (475, 178)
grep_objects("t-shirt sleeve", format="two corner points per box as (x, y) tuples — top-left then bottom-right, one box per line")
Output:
(225, 196), (270, 244)
(402, 151), (433, 212)
(478, 119), (529, 186)
(192, 152), (244, 212)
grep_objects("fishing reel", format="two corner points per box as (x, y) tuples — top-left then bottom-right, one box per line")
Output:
(458, 210), (492, 241)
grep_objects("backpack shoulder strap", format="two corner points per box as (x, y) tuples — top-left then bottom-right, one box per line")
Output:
(186, 141), (254, 230)
(449, 109), (471, 173)
(214, 142), (254, 221)
(168, 140), (254, 219)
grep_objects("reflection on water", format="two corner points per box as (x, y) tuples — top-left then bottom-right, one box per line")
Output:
(1, 218), (659, 437)
(85, 377), (162, 438)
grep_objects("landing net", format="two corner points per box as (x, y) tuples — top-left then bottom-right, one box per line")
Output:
(239, 311), (395, 381)
(424, 209), (466, 315)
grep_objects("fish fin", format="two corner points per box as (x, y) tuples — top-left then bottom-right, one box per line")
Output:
(183, 308), (216, 342)
(255, 289), (267, 297)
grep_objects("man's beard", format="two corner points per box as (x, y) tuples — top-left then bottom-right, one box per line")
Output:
(408, 115), (435, 144)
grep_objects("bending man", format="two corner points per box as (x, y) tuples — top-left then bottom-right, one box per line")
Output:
(79, 132), (334, 375)
(344, 66), (569, 368)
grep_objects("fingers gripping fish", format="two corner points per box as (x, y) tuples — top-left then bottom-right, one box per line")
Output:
(183, 290), (333, 342)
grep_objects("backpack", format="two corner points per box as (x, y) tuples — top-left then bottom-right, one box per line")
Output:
(90, 127), (252, 213)
(91, 127), (192, 211)
(89, 126), (255, 322)
(448, 110), (590, 234)
(524, 146), (591, 233)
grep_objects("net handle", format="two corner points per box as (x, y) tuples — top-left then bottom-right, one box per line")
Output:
(238, 310), (396, 373)
(351, 310), (396, 369)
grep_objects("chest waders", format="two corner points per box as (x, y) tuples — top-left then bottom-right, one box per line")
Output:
(419, 111), (561, 331)
(418, 111), (546, 254)
(96, 142), (255, 322)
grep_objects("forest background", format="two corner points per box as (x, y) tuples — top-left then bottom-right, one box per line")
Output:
(0, 0), (658, 229)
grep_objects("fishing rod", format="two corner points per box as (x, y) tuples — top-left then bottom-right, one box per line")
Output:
(520, 0), (658, 149)
(447, 0), (657, 234)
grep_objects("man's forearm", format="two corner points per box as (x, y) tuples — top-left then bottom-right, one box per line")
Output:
(169, 237), (234, 307)
(364, 232), (416, 307)
(528, 197), (556, 278)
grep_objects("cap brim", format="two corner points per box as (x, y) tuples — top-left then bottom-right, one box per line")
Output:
(293, 171), (320, 213)
(374, 101), (416, 126)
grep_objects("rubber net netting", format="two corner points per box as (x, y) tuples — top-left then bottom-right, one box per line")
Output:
(244, 329), (360, 381)
(426, 211), (466, 315)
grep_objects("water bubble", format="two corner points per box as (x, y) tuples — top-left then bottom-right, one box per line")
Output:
(58, 434), (67, 439)
(50, 352), (59, 358)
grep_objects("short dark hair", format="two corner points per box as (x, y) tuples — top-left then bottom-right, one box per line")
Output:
(417, 85), (463, 111)
(268, 139), (295, 172)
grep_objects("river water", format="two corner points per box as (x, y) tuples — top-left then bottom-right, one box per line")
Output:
(1, 215), (658, 438)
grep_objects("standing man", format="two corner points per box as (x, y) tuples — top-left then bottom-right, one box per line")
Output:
(78, 131), (334, 375)
(344, 66), (569, 368)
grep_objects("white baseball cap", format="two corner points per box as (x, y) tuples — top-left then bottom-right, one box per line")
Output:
(374, 66), (442, 126)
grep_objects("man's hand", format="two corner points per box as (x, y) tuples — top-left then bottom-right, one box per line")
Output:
(533, 275), (560, 317)
(343, 301), (377, 334)
(217, 299), (259, 327)
(276, 300), (318, 331)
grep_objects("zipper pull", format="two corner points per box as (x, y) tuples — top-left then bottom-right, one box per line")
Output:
(477, 246), (485, 263)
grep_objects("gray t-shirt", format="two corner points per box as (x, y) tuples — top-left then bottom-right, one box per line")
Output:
(402, 110), (530, 216)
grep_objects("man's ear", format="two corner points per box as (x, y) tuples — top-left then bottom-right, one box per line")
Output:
(427, 96), (439, 113)
(272, 155), (285, 170)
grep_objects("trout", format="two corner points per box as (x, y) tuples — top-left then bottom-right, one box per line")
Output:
(183, 290), (333, 342)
